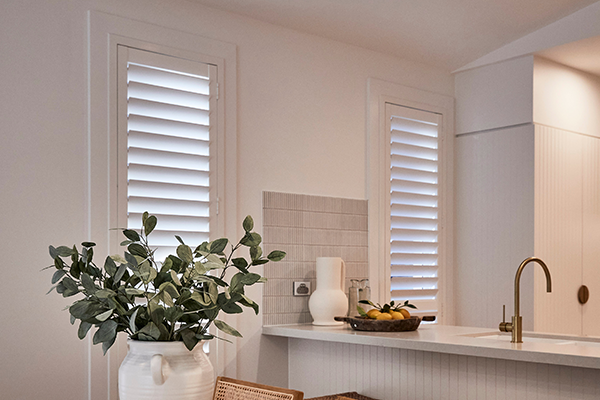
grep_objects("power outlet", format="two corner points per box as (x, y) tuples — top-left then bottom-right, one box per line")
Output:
(293, 281), (311, 296)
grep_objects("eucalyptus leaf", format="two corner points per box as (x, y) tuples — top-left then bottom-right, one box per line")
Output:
(104, 256), (117, 277)
(138, 322), (161, 340)
(128, 243), (147, 258)
(239, 294), (259, 315)
(242, 215), (254, 232)
(240, 273), (262, 286)
(129, 308), (139, 334)
(267, 250), (286, 262)
(124, 252), (138, 268)
(124, 288), (145, 296)
(81, 273), (96, 294)
(159, 290), (174, 307)
(240, 232), (262, 247)
(250, 246), (262, 261)
(114, 263), (128, 282)
(144, 215), (157, 236)
(177, 245), (194, 264)
(209, 238), (228, 254)
(180, 328), (199, 350)
(93, 320), (118, 345)
(78, 321), (93, 339)
(95, 289), (116, 299)
(102, 335), (116, 355)
(110, 254), (128, 265)
(56, 246), (75, 257)
(61, 276), (80, 297)
(123, 229), (140, 242)
(51, 269), (66, 284)
(95, 309), (114, 322)
(214, 319), (242, 338)
(158, 282), (179, 299)
(232, 258), (249, 272)
(49, 245), (58, 259)
(208, 282), (219, 304)
(169, 270), (182, 286)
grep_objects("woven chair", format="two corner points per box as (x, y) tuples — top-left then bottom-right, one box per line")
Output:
(305, 392), (379, 400)
(213, 376), (304, 400)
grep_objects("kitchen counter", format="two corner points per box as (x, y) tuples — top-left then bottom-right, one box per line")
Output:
(263, 323), (600, 370)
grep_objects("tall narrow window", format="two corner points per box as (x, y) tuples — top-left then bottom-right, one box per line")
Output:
(386, 103), (441, 318)
(118, 47), (217, 261)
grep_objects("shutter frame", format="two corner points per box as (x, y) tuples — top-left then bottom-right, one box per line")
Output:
(387, 103), (442, 318)
(118, 46), (216, 262)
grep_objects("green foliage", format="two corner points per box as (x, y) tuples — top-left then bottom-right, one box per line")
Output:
(46, 213), (286, 354)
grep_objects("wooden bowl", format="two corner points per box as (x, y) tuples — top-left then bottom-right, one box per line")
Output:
(334, 316), (422, 332)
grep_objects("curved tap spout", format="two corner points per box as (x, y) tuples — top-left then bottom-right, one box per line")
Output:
(513, 257), (552, 343)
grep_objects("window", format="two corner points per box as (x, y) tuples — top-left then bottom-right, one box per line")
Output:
(117, 47), (217, 261)
(386, 103), (441, 319)
(89, 12), (236, 395)
(367, 78), (453, 324)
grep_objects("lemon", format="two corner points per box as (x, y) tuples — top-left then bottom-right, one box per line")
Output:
(366, 309), (381, 319)
(390, 311), (404, 320)
(376, 312), (392, 320)
(399, 309), (411, 318)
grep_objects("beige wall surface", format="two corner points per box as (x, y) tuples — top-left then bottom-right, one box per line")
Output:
(0, 0), (453, 398)
(534, 56), (600, 137)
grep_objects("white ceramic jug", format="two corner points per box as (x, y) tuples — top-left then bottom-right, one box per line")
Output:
(119, 340), (214, 400)
(308, 257), (348, 325)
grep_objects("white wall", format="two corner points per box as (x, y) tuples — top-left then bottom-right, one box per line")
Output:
(455, 125), (535, 330)
(534, 56), (600, 137)
(455, 56), (534, 134)
(0, 0), (454, 398)
(454, 55), (537, 331)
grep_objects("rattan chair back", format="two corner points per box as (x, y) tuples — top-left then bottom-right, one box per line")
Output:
(213, 376), (304, 400)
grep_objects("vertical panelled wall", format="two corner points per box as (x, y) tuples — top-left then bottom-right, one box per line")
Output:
(262, 192), (368, 326)
(289, 339), (600, 400)
(534, 125), (600, 336)
(454, 125), (535, 330)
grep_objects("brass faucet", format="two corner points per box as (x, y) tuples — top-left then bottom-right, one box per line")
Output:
(499, 257), (552, 343)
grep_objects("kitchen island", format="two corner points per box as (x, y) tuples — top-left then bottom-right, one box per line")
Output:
(263, 323), (600, 399)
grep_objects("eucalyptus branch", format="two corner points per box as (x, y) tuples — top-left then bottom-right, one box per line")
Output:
(46, 212), (286, 353)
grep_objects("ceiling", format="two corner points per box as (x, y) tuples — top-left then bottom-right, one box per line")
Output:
(189, 0), (599, 72)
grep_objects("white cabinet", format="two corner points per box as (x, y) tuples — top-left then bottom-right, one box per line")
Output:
(534, 126), (600, 336)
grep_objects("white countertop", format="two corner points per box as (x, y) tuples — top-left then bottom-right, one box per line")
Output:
(262, 323), (600, 370)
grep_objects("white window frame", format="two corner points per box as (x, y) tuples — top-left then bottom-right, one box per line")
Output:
(88, 11), (236, 400)
(367, 77), (455, 325)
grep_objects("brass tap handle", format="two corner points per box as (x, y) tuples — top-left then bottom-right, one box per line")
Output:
(499, 304), (512, 332)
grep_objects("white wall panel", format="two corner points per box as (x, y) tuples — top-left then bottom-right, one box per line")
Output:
(534, 125), (583, 335)
(289, 338), (600, 400)
(582, 135), (600, 336)
(455, 125), (535, 330)
(533, 57), (600, 138)
(454, 56), (534, 135)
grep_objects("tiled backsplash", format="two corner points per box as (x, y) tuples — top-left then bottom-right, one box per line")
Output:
(262, 191), (369, 325)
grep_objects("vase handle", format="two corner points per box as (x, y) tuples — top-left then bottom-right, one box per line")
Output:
(151, 354), (169, 385)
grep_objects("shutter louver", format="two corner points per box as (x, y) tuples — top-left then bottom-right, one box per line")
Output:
(125, 49), (214, 261)
(387, 104), (441, 319)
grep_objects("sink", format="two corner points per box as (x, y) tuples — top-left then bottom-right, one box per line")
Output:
(462, 331), (600, 347)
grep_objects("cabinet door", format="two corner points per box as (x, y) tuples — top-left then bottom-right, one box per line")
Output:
(582, 135), (600, 336)
(534, 126), (583, 335)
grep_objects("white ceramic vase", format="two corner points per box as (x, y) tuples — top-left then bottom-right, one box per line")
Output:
(308, 257), (348, 325)
(119, 340), (215, 400)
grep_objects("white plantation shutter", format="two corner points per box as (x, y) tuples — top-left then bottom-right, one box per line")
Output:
(118, 47), (217, 261)
(386, 103), (442, 319)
